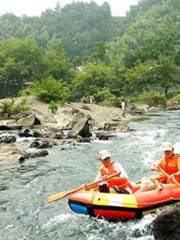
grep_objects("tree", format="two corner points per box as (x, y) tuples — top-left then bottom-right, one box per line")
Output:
(154, 55), (179, 97)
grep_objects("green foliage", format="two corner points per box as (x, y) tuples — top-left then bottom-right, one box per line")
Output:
(0, 2), (114, 57)
(170, 93), (180, 103)
(133, 92), (167, 107)
(0, 0), (180, 102)
(0, 98), (29, 118)
(30, 77), (70, 103)
(71, 64), (116, 101)
(48, 101), (58, 114)
(96, 88), (119, 106)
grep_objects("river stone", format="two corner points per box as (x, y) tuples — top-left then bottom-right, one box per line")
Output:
(153, 206), (180, 240)
(96, 131), (111, 140)
(18, 113), (36, 127)
(0, 144), (24, 167)
(68, 112), (92, 138)
(0, 119), (21, 130)
(0, 135), (16, 143)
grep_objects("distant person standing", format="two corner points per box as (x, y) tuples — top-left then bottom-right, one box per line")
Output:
(121, 99), (126, 118)
(89, 95), (95, 104)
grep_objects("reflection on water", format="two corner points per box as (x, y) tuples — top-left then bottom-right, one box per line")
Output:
(0, 110), (180, 240)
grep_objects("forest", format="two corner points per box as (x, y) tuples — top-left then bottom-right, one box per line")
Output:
(0, 0), (180, 107)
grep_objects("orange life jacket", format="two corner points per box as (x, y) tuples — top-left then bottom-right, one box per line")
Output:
(99, 161), (131, 189)
(158, 154), (180, 183)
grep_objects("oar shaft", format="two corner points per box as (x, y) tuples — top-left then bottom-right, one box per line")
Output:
(47, 172), (120, 203)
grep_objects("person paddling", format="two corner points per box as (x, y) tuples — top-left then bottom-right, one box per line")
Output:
(94, 149), (133, 193)
(135, 142), (180, 193)
(152, 142), (180, 184)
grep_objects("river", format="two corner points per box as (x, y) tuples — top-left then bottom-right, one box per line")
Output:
(0, 110), (180, 240)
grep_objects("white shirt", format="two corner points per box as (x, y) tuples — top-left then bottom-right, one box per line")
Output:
(95, 162), (128, 181)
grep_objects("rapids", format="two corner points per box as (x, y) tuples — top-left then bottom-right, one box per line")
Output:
(0, 110), (180, 240)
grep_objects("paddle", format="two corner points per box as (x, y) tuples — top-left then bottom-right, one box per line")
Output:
(47, 172), (120, 203)
(158, 166), (180, 186)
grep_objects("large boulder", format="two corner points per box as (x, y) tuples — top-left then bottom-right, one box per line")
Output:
(153, 205), (180, 240)
(0, 144), (24, 167)
(17, 113), (36, 127)
(0, 119), (21, 130)
(68, 112), (92, 138)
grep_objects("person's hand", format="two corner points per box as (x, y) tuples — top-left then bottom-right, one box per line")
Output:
(168, 174), (176, 183)
(82, 184), (89, 190)
(151, 164), (160, 171)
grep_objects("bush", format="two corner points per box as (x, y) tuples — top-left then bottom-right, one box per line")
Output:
(96, 88), (120, 107)
(0, 98), (29, 118)
(30, 77), (71, 103)
(48, 101), (58, 114)
(170, 93), (180, 103)
(132, 92), (167, 107)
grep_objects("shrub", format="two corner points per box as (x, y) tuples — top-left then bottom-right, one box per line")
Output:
(170, 93), (180, 103)
(30, 76), (71, 103)
(0, 98), (29, 118)
(96, 88), (119, 107)
(48, 101), (58, 114)
(132, 92), (167, 107)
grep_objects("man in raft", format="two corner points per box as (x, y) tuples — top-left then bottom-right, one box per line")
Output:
(94, 149), (133, 193)
(136, 142), (180, 193)
(152, 142), (180, 184)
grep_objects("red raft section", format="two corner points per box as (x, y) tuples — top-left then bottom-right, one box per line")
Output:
(68, 184), (180, 220)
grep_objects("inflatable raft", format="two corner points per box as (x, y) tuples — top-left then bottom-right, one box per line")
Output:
(68, 184), (180, 220)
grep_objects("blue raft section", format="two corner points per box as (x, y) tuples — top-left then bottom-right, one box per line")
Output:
(69, 202), (88, 214)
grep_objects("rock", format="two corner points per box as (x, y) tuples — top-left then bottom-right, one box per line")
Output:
(76, 135), (91, 142)
(167, 105), (180, 110)
(153, 205), (180, 240)
(0, 144), (24, 167)
(18, 113), (36, 127)
(96, 131), (111, 140)
(0, 119), (21, 130)
(19, 128), (34, 137)
(117, 124), (130, 133)
(29, 139), (54, 148)
(25, 149), (49, 158)
(0, 135), (16, 143)
(130, 109), (146, 115)
(81, 105), (92, 111)
(68, 112), (92, 138)
(53, 131), (65, 139)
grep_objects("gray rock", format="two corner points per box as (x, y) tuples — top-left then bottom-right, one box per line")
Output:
(0, 135), (16, 143)
(96, 131), (111, 140)
(17, 113), (36, 127)
(25, 149), (48, 158)
(29, 139), (54, 148)
(0, 119), (22, 130)
(68, 112), (92, 138)
(153, 205), (180, 240)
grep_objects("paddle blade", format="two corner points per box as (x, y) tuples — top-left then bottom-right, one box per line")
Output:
(47, 190), (70, 203)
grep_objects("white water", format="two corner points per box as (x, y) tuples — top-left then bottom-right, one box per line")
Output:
(0, 110), (180, 240)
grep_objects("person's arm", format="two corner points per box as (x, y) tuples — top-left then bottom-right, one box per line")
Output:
(169, 156), (180, 180)
(151, 157), (164, 172)
(94, 171), (102, 181)
(113, 162), (128, 178)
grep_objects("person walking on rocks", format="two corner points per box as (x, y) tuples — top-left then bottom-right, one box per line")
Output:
(121, 99), (126, 118)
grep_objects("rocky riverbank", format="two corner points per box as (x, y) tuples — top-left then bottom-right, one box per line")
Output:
(0, 97), (148, 168)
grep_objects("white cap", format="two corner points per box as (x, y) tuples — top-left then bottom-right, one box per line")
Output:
(98, 149), (111, 160)
(162, 142), (173, 151)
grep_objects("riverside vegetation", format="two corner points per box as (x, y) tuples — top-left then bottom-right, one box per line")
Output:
(0, 0), (179, 109)
(0, 1), (180, 239)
